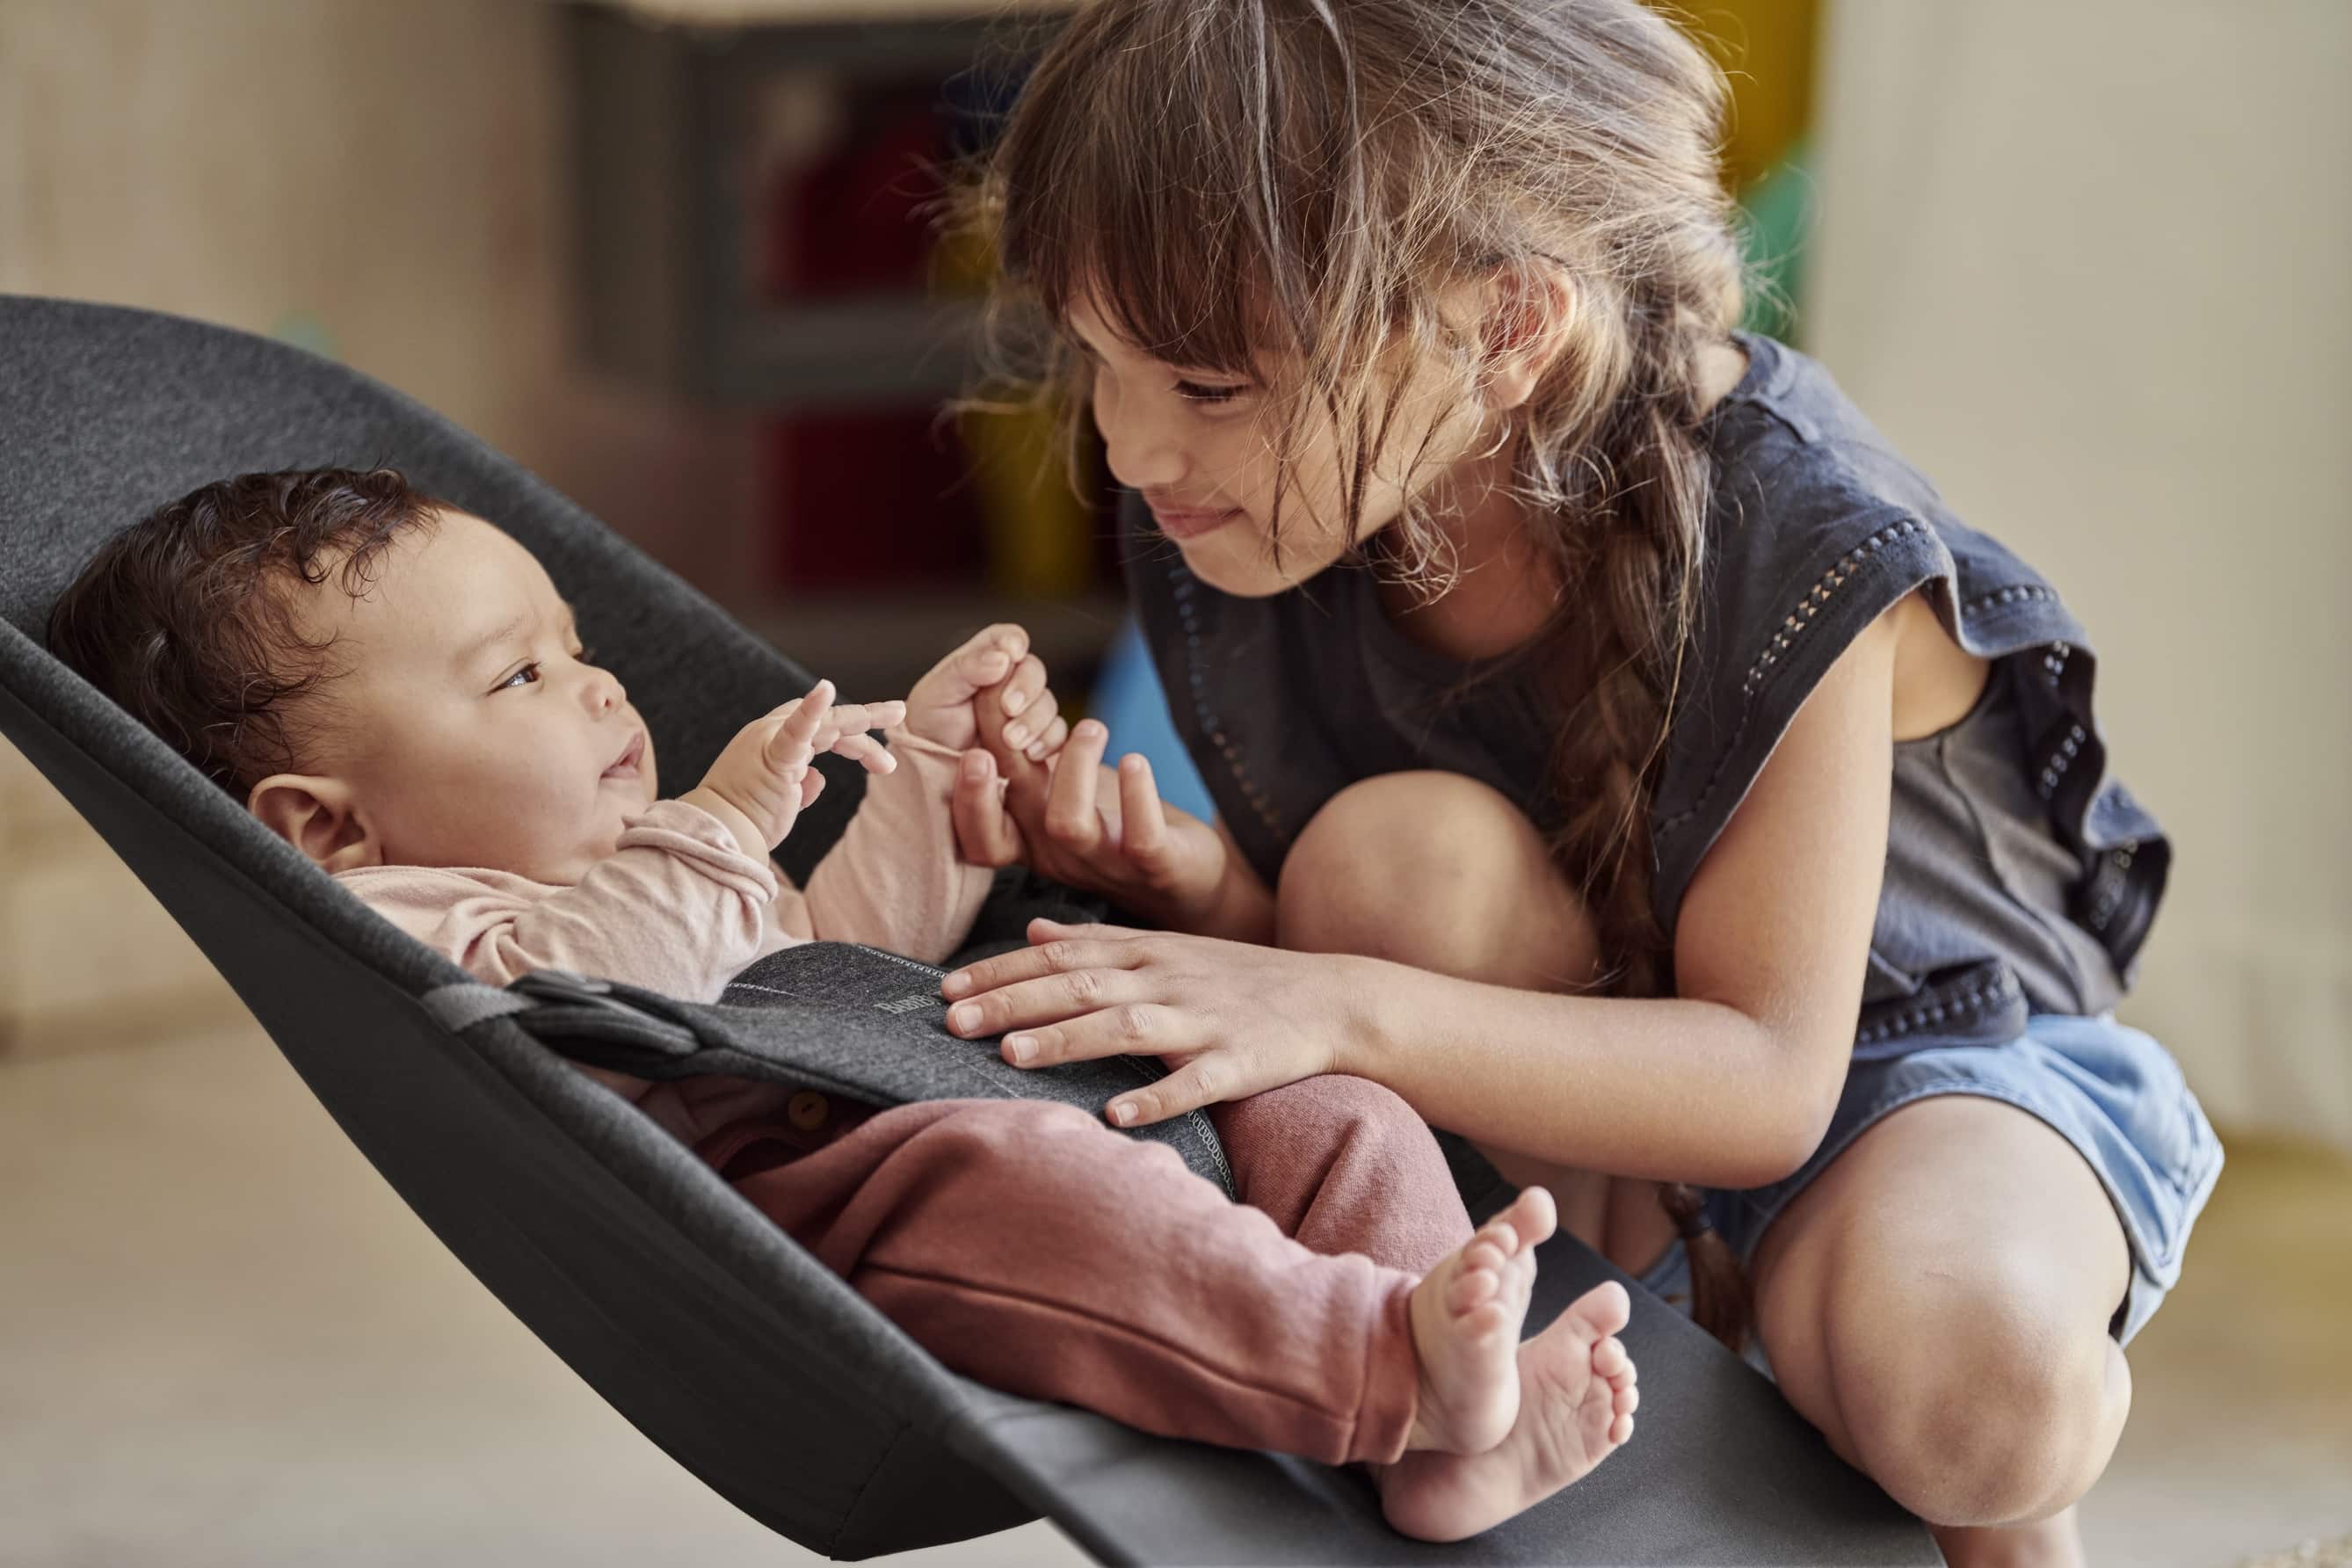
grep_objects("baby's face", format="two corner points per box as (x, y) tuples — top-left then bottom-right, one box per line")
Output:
(259, 508), (658, 884)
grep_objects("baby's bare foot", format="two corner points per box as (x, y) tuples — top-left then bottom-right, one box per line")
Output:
(1380, 1279), (1641, 1543)
(1403, 1187), (1557, 1457)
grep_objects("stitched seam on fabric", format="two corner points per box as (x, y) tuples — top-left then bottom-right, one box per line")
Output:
(1169, 556), (1284, 838)
(858, 947), (952, 981)
(857, 1263), (1350, 1420)
(831, 1417), (915, 1557)
(1657, 513), (1930, 846)
(1854, 968), (2018, 1046)
(725, 980), (816, 1003)
(1961, 583), (2058, 616)
(1735, 517), (1926, 700)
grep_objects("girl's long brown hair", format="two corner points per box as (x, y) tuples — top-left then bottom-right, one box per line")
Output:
(955, 0), (1753, 1347)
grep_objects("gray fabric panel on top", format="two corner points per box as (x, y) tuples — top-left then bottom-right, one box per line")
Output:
(0, 294), (1937, 1564)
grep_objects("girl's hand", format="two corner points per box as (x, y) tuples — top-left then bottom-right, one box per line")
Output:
(684, 679), (902, 853)
(904, 623), (1071, 759)
(937, 918), (1369, 1126)
(951, 716), (1232, 933)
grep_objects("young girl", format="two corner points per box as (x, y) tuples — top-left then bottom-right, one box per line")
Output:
(937, 2), (2222, 1562)
(46, 466), (1641, 1544)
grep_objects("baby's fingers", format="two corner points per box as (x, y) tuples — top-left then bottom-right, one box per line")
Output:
(766, 679), (834, 762)
(829, 731), (897, 774)
(828, 699), (906, 737)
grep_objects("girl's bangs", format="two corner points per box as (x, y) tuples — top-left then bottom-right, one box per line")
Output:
(991, 13), (1304, 378)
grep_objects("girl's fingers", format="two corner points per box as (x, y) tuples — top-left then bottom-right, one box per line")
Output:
(949, 748), (1024, 867)
(938, 922), (1152, 1004)
(941, 967), (1158, 1044)
(1115, 753), (1172, 866)
(1008, 686), (1060, 759)
(1104, 1054), (1238, 1128)
(1026, 714), (1071, 764)
(998, 653), (1049, 722)
(991, 1002), (1196, 1076)
(797, 769), (828, 808)
(1043, 720), (1109, 847)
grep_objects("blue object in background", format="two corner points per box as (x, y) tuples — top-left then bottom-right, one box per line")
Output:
(1086, 614), (1217, 824)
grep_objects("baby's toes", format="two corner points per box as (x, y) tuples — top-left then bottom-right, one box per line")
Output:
(1596, 1338), (1639, 1445)
(1444, 1245), (1507, 1315)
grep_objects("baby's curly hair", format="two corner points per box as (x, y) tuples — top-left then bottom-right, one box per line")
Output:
(47, 467), (442, 801)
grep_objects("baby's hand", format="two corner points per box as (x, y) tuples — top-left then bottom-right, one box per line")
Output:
(904, 623), (1071, 762)
(681, 679), (905, 855)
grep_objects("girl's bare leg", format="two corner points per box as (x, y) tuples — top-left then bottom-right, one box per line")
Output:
(1745, 1095), (2130, 1563)
(1274, 770), (1674, 1274)
(1273, 771), (2119, 1562)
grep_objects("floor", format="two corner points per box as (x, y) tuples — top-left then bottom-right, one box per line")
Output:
(3, 1020), (2346, 1567)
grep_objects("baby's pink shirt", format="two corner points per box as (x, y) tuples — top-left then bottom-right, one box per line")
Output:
(336, 728), (991, 1144)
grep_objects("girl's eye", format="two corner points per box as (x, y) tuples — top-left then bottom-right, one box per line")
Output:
(1173, 380), (1250, 405)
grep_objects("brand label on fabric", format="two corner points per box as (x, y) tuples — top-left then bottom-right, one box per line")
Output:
(874, 993), (943, 1016)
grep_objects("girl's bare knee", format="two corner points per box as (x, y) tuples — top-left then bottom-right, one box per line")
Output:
(1826, 1276), (2128, 1526)
(1275, 772), (1598, 986)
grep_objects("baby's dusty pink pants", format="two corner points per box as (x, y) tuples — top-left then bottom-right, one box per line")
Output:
(703, 1076), (1475, 1465)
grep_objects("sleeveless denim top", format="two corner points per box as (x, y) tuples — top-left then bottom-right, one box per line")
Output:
(1124, 333), (2169, 1059)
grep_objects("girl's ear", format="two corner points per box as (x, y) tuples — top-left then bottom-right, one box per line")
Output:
(1478, 264), (1577, 413)
(248, 773), (384, 873)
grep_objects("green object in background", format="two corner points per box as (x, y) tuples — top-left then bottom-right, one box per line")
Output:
(1739, 135), (1813, 345)
(270, 310), (338, 361)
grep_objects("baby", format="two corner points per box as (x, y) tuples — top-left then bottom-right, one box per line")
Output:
(48, 467), (1639, 1542)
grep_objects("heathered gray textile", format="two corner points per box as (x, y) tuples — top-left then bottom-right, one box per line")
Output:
(0, 295), (1939, 1564)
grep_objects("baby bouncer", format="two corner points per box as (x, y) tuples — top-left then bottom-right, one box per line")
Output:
(0, 294), (1939, 1565)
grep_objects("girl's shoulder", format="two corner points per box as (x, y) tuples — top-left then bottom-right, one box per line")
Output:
(1655, 335), (2160, 956)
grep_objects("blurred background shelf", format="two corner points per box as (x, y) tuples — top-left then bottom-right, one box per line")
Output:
(745, 586), (1128, 704)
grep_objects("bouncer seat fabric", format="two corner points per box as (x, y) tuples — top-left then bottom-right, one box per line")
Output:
(0, 294), (1937, 1565)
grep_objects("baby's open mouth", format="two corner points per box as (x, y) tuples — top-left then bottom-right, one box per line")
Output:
(602, 730), (644, 779)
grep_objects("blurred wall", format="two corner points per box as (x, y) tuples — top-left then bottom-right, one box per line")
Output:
(0, 0), (757, 590)
(0, 0), (756, 1056)
(1808, 0), (2352, 1149)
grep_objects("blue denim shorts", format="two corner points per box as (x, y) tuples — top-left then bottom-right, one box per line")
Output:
(1638, 1012), (2223, 1372)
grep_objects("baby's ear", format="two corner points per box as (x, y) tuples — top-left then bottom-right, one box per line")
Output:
(247, 773), (382, 873)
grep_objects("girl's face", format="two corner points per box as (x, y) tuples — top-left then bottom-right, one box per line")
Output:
(251, 510), (658, 884)
(1070, 294), (1490, 599)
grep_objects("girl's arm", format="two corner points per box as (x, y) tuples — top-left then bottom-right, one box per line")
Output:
(940, 607), (1898, 1187)
(1341, 606), (1895, 1185)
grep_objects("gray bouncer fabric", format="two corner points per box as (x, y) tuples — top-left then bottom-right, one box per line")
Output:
(0, 294), (1939, 1565)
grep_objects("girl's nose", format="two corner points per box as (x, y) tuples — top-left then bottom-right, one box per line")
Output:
(1095, 381), (1187, 491)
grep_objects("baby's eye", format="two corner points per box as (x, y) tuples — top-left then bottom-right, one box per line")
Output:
(497, 661), (541, 692)
(1173, 379), (1251, 406)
